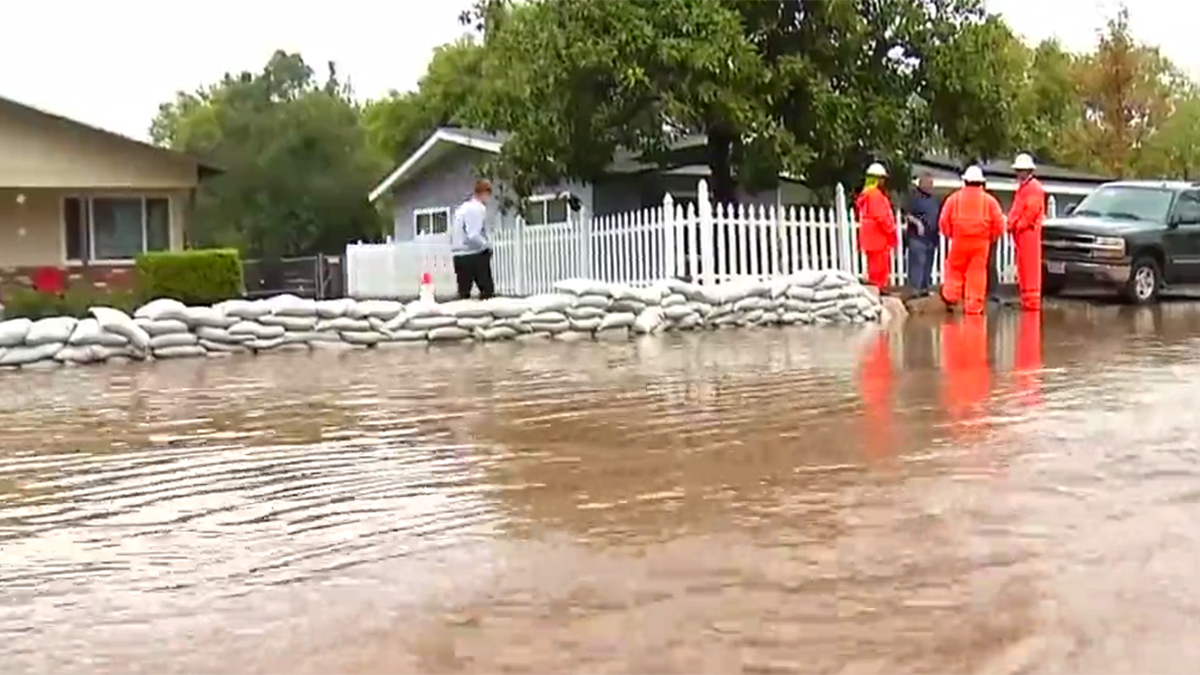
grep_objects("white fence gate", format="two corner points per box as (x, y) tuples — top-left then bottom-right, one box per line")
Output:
(346, 180), (1056, 299)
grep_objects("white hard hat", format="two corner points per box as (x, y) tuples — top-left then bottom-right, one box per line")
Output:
(961, 165), (985, 183)
(1012, 153), (1036, 171)
(865, 162), (888, 177)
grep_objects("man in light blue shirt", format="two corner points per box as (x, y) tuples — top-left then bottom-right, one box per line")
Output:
(451, 179), (494, 299)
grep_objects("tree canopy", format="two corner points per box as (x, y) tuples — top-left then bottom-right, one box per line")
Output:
(148, 1), (1200, 255)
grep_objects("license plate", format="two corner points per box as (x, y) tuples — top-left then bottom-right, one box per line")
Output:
(1046, 261), (1065, 274)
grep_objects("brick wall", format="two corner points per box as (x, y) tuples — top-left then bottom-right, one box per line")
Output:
(0, 264), (136, 292)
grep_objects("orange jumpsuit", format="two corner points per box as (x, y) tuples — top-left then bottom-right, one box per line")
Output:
(940, 316), (991, 445)
(1012, 311), (1042, 407)
(857, 332), (894, 463)
(856, 186), (897, 290)
(939, 185), (1004, 315)
(1007, 177), (1046, 311)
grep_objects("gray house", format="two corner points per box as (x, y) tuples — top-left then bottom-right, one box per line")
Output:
(366, 127), (819, 243)
(366, 127), (1112, 242)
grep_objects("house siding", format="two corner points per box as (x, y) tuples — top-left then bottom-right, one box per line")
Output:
(389, 145), (595, 242)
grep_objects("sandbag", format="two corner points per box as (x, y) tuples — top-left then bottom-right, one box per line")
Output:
(350, 299), (404, 321)
(367, 317), (390, 332)
(456, 316), (493, 330)
(440, 299), (493, 318)
(150, 333), (199, 350)
(674, 313), (702, 330)
(55, 344), (130, 364)
(259, 314), (318, 332)
(632, 307), (666, 335)
(569, 317), (603, 332)
(479, 325), (518, 341)
(135, 318), (190, 336)
(814, 288), (842, 303)
(493, 318), (532, 333)
(609, 299), (647, 315)
(597, 312), (636, 331)
(574, 294), (611, 310)
(219, 299), (271, 320)
(663, 305), (695, 321)
(528, 320), (570, 334)
(428, 326), (472, 341)
(407, 315), (457, 330)
(265, 294), (318, 317)
(388, 329), (428, 341)
(316, 317), (371, 333)
(525, 293), (575, 314)
(284, 331), (339, 344)
(154, 345), (207, 359)
(790, 270), (826, 288)
(552, 278), (612, 297)
(26, 316), (77, 345)
(134, 298), (189, 322)
(786, 286), (816, 301)
(481, 297), (528, 318)
(315, 298), (357, 319)
(566, 306), (606, 320)
(404, 300), (446, 319)
(0, 342), (63, 366)
(228, 321), (285, 340)
(0, 318), (32, 347)
(661, 293), (688, 308)
(740, 309), (766, 325)
(733, 296), (768, 312)
(183, 306), (235, 328)
(199, 339), (249, 353)
(524, 311), (567, 324)
(194, 326), (250, 344)
(341, 330), (386, 346)
(246, 337), (285, 351)
(67, 318), (129, 347)
(90, 305), (148, 353)
(779, 311), (805, 324)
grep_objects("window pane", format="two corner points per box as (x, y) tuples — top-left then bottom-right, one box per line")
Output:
(525, 202), (546, 226)
(64, 197), (86, 260)
(145, 198), (170, 251)
(92, 197), (144, 260)
(546, 198), (569, 224)
(429, 211), (448, 235)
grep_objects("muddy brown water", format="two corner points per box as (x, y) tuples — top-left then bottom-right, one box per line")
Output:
(4, 304), (1200, 674)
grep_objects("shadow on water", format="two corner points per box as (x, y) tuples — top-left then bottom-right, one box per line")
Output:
(5, 305), (1200, 673)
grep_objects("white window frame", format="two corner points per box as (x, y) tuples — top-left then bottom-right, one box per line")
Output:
(413, 206), (451, 237)
(524, 193), (572, 227)
(61, 194), (173, 265)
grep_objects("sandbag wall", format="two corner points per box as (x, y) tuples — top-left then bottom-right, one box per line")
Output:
(0, 270), (884, 370)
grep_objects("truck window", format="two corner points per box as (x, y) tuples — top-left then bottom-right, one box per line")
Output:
(1172, 190), (1200, 225)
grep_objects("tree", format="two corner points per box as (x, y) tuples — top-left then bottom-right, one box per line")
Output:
(1009, 39), (1082, 165)
(151, 51), (386, 260)
(361, 38), (487, 164)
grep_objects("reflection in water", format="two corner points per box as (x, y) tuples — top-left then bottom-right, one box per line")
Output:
(3, 307), (1200, 673)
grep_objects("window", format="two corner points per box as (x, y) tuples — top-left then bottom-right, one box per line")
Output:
(1173, 191), (1200, 225)
(63, 196), (172, 262)
(414, 207), (450, 236)
(525, 195), (571, 226)
(1070, 185), (1174, 223)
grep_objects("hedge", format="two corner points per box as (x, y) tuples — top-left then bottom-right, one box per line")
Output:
(135, 249), (244, 305)
(3, 285), (137, 320)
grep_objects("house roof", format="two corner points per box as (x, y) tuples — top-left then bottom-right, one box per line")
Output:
(0, 94), (223, 178)
(367, 127), (1113, 201)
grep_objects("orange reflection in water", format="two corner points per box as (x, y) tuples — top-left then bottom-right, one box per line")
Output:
(940, 315), (991, 440)
(1013, 311), (1044, 406)
(857, 330), (894, 463)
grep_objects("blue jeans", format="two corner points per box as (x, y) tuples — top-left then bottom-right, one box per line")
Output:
(906, 239), (936, 293)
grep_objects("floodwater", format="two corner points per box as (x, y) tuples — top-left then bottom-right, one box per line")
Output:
(3, 304), (1200, 674)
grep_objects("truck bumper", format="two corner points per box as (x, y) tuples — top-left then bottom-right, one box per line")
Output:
(1044, 259), (1131, 286)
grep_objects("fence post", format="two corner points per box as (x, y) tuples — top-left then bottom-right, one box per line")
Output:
(515, 215), (527, 296)
(698, 180), (716, 286)
(1047, 194), (1058, 218)
(577, 205), (592, 278)
(835, 183), (853, 274)
(662, 193), (677, 279)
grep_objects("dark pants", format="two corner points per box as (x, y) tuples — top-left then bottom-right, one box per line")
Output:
(452, 249), (495, 299)
(906, 238), (936, 293)
(987, 241), (999, 299)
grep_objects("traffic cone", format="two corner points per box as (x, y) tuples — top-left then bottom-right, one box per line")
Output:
(419, 272), (435, 303)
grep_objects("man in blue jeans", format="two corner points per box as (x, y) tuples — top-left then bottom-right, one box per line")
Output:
(904, 172), (940, 296)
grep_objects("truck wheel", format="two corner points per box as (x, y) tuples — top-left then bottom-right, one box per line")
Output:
(1042, 275), (1066, 297)
(1122, 256), (1161, 304)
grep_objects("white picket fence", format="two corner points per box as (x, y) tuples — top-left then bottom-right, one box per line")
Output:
(346, 180), (1056, 299)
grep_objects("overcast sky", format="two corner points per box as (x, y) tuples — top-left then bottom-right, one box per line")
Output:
(0, 0), (1185, 141)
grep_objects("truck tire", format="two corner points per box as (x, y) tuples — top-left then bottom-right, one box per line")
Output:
(1122, 256), (1161, 304)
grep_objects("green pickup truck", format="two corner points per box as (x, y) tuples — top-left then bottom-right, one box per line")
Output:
(1042, 180), (1200, 304)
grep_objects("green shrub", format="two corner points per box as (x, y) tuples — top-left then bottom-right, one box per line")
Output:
(3, 285), (137, 320)
(135, 249), (244, 305)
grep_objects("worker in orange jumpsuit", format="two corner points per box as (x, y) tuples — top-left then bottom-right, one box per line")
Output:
(855, 162), (897, 292)
(940, 315), (992, 453)
(939, 165), (1005, 315)
(1007, 153), (1046, 311)
(1012, 310), (1043, 407)
(857, 331), (894, 464)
